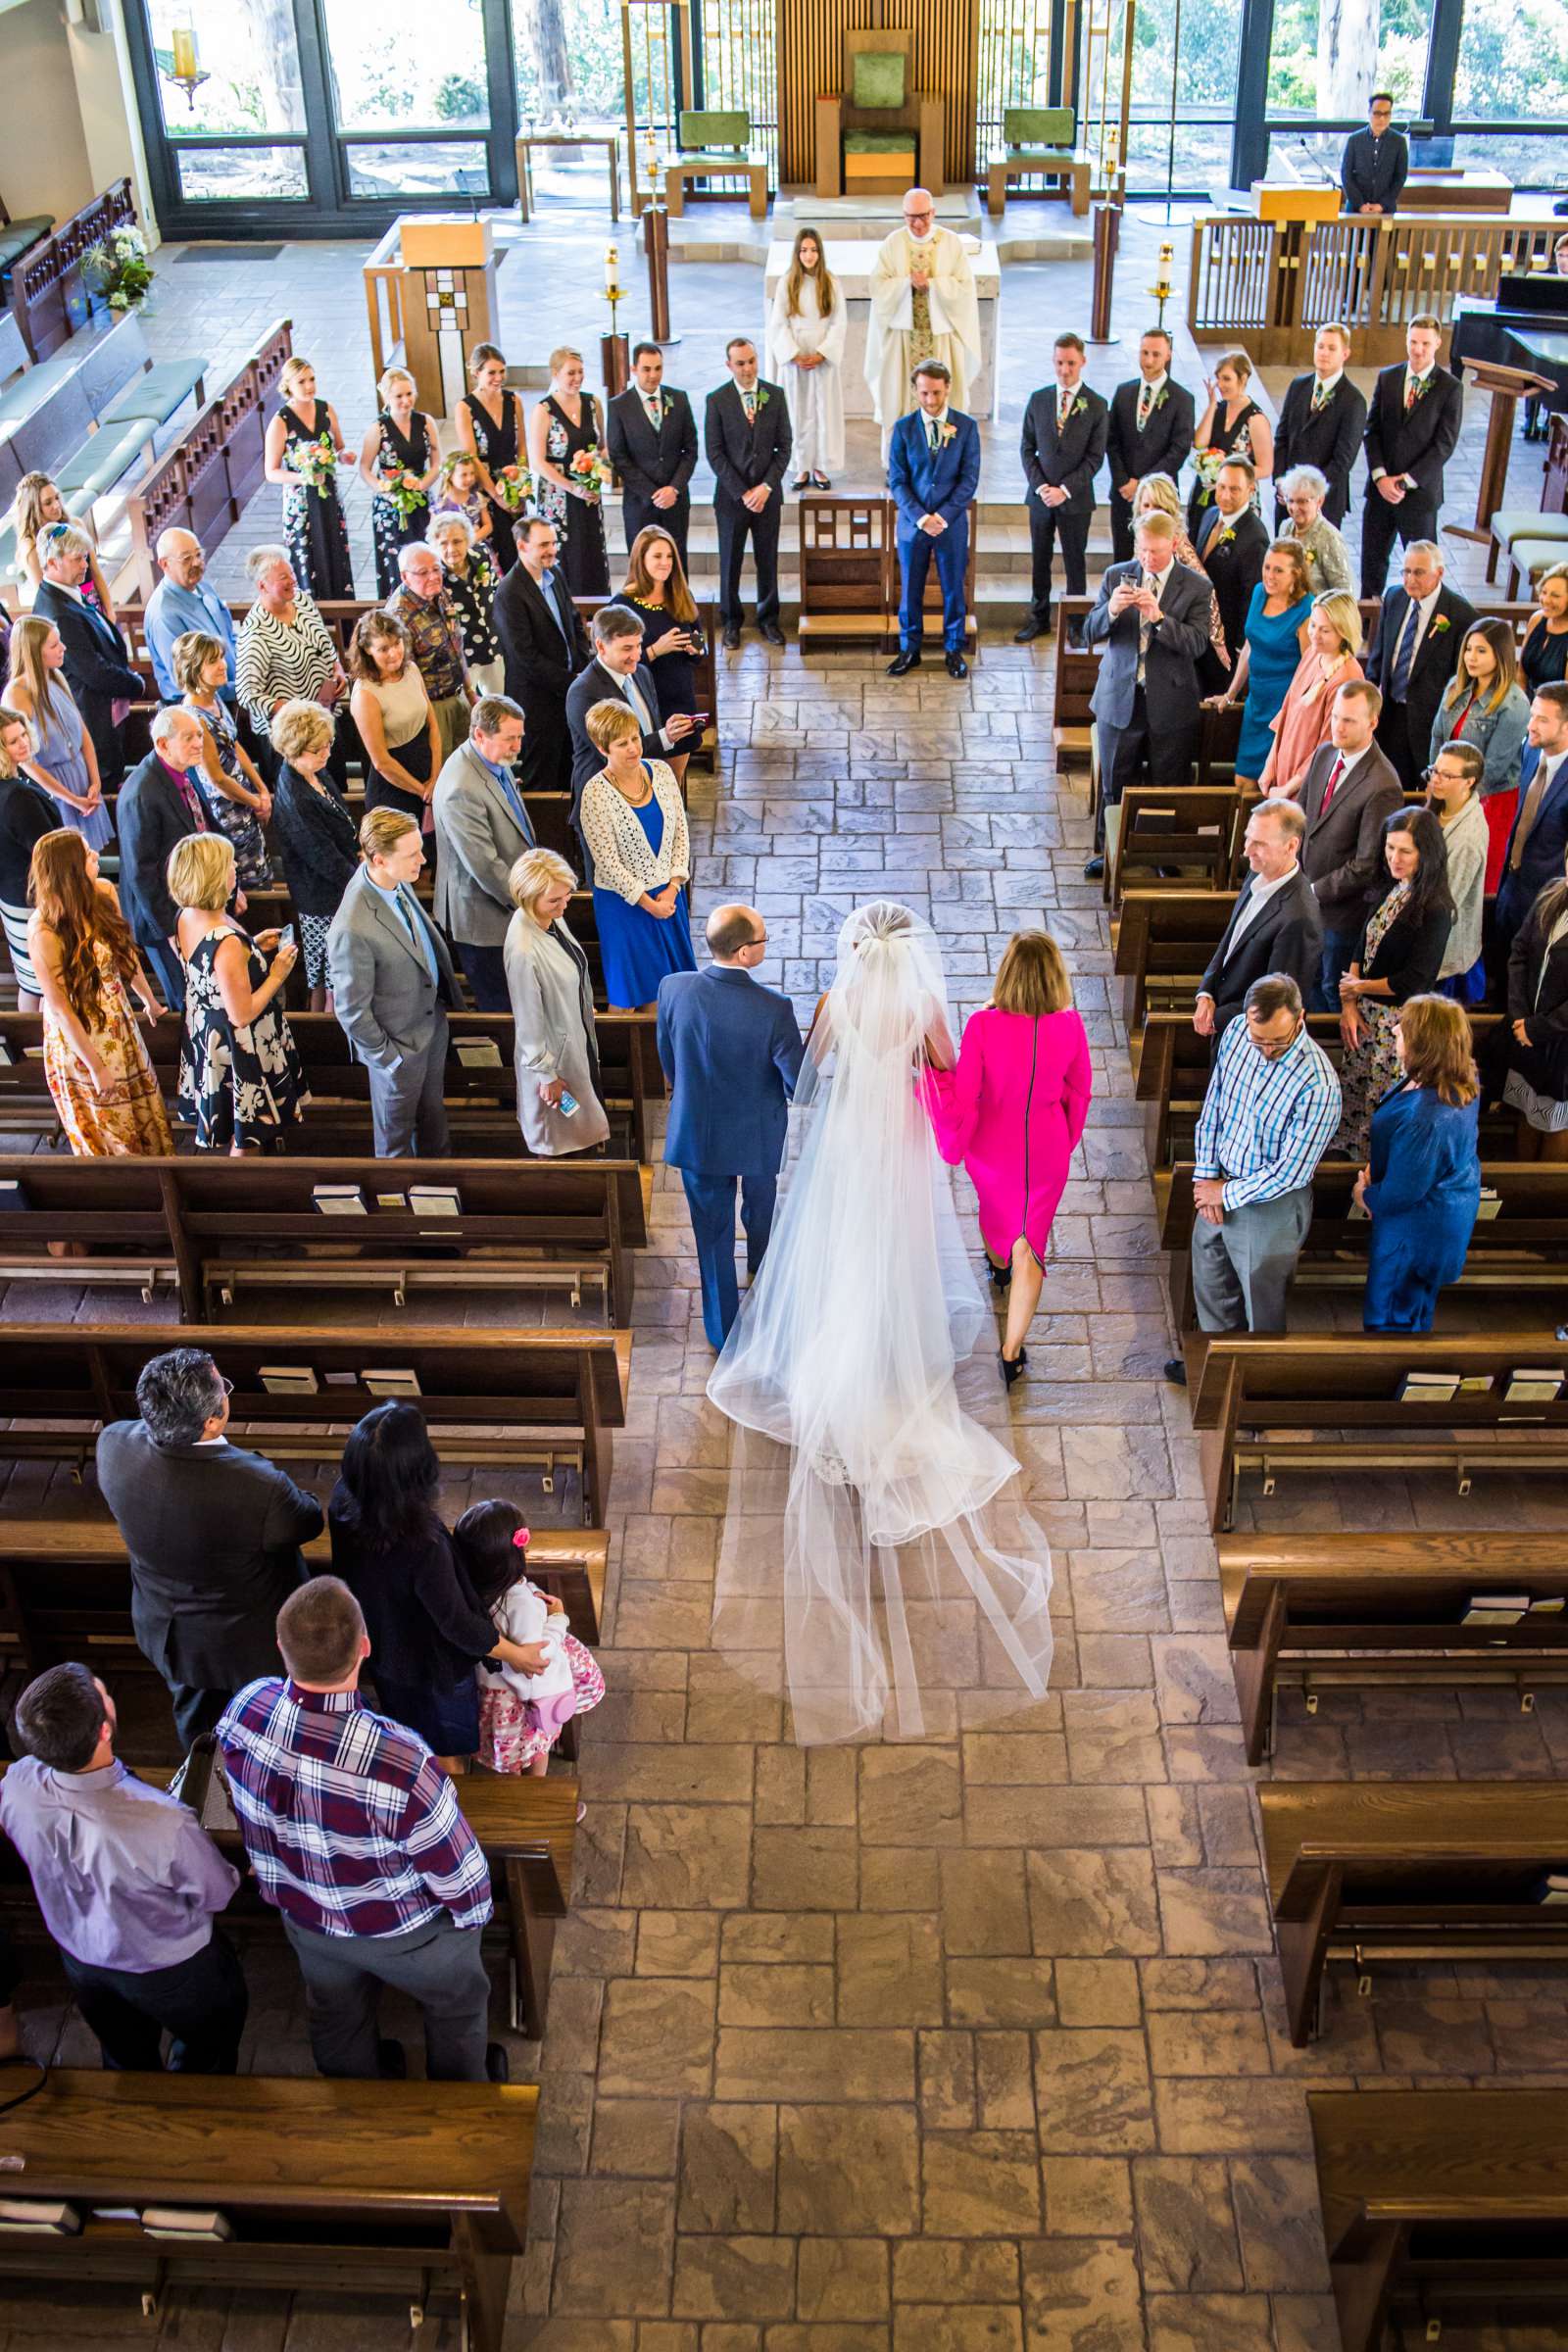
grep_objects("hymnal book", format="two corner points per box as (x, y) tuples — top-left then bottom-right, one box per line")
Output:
(1504, 1369), (1565, 1405)
(322, 1370), (359, 1389)
(363, 1367), (421, 1397)
(1462, 1593), (1531, 1624)
(0, 2199), (80, 2234)
(312, 1184), (368, 1216)
(409, 1185), (462, 1217)
(259, 1365), (318, 1396)
(1475, 1188), (1501, 1222)
(1457, 1374), (1496, 1396)
(375, 1192), (406, 1210)
(455, 1037), (503, 1068)
(0, 1178), (29, 1211)
(0, 1037), (11, 1065)
(1537, 1872), (1568, 1905)
(1398, 1370), (1459, 1403)
(1528, 1594), (1567, 1615)
(140, 2207), (233, 2241)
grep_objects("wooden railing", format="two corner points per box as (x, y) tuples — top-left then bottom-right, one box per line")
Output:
(5, 178), (136, 361)
(123, 318), (294, 599)
(1188, 212), (1564, 365)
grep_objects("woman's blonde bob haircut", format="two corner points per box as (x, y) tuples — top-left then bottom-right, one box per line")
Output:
(510, 846), (577, 914)
(1311, 587), (1364, 658)
(167, 830), (236, 913)
(270, 698), (335, 762)
(585, 697), (643, 755)
(993, 930), (1073, 1016)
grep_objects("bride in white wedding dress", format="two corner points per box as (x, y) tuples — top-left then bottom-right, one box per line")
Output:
(707, 901), (1055, 1746)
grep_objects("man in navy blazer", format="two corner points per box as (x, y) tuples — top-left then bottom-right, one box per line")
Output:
(32, 525), (142, 787)
(887, 360), (981, 679)
(117, 708), (220, 1011)
(658, 904), (806, 1351)
(1496, 684), (1568, 951)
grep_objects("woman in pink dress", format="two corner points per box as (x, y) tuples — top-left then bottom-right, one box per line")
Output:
(924, 931), (1093, 1387)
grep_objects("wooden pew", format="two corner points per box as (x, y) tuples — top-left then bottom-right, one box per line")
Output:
(1189, 1334), (1568, 1533)
(4, 178), (137, 361)
(1051, 597), (1098, 776)
(1112, 889), (1232, 1034)
(0, 2070), (534, 2350)
(1263, 1781), (1568, 2045)
(1309, 2087), (1568, 2352)
(1105, 784), (1244, 905)
(0, 1324), (624, 1525)
(1222, 1530), (1568, 1764)
(1161, 1159), (1568, 1333)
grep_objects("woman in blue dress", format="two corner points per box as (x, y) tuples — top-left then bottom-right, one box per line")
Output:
(4, 615), (113, 853)
(578, 699), (695, 1011)
(1206, 539), (1311, 785)
(1354, 992), (1482, 1334)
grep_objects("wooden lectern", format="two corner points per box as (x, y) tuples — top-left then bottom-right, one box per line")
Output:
(391, 216), (500, 418)
(1450, 359), (1558, 551)
(1250, 183), (1343, 343)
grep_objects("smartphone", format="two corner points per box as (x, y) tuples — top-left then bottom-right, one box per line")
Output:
(278, 925), (296, 953)
(558, 1090), (580, 1117)
(689, 712), (710, 729)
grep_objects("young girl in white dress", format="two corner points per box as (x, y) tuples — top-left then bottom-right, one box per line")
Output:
(455, 1499), (606, 1786)
(767, 226), (847, 491)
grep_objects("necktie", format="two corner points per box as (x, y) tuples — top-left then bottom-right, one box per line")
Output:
(1511, 756), (1561, 871)
(645, 396), (662, 430)
(540, 568), (570, 650)
(1405, 370), (1420, 413)
(1391, 602), (1422, 702)
(1057, 390), (1071, 430)
(1320, 754), (1346, 811)
(621, 671), (653, 734)
(928, 417), (940, 453)
(743, 391), (757, 422)
(1136, 383), (1152, 430)
(1137, 571), (1159, 678)
(1312, 378), (1331, 414)
(396, 885), (437, 985)
(172, 767), (206, 829)
(488, 759), (533, 842)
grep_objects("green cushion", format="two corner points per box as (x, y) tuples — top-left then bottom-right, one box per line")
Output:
(0, 353), (76, 427)
(678, 109), (749, 150)
(853, 51), (906, 110)
(1493, 508), (1568, 550)
(98, 359), (206, 427)
(0, 217), (52, 277)
(844, 130), (915, 156)
(1004, 106), (1074, 146)
(54, 418), (152, 502)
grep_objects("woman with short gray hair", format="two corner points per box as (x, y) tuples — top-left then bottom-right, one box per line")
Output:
(234, 547), (349, 786)
(504, 846), (611, 1154)
(1276, 466), (1354, 597)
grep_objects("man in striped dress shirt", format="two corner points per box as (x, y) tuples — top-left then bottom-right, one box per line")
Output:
(218, 1577), (501, 2083)
(1165, 973), (1343, 1383)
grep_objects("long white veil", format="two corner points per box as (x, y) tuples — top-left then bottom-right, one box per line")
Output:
(707, 902), (1054, 1745)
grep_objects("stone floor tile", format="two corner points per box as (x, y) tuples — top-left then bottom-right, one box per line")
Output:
(776, 2104), (921, 2234)
(1032, 2029), (1154, 2155)
(672, 2239), (797, 2324)
(599, 1981), (717, 2101)
(795, 2239), (890, 2323)
(719, 1964), (836, 2028)
(677, 2105), (778, 2235)
(922, 2130), (1044, 2235)
(592, 2099), (683, 2180)
(622, 1805), (754, 1910)
(552, 2180), (678, 2316)
(893, 2313), (1024, 2351)
(639, 1913), (722, 1978)
(714, 2029), (916, 2104)
(947, 1956), (1058, 2029)
(1041, 2157), (1135, 2237)
(1019, 2239), (1147, 2352)
(1053, 1960), (1143, 2029)
(1143, 2295), (1273, 2352)
(891, 2241), (1021, 2304)
(1131, 2159), (1244, 2294)
(1026, 1849), (1161, 1958)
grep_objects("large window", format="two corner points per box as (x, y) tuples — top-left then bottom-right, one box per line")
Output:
(1074, 0), (1243, 196)
(1451, 0), (1568, 186)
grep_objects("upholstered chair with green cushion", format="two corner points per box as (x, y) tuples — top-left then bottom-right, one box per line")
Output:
(852, 51), (906, 112)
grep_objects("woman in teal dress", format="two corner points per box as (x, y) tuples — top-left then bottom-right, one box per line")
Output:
(1208, 539), (1311, 784)
(1354, 994), (1481, 1334)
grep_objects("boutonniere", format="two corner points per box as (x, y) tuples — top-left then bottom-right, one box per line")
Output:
(939, 420), (957, 445)
(751, 386), (769, 412)
(1071, 395), (1089, 417)
(1152, 385), (1168, 414)
(1430, 613), (1451, 634)
(1409, 374), (1431, 405)
(1213, 524), (1236, 550)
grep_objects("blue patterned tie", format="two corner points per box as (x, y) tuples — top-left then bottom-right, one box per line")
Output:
(1391, 603), (1420, 703)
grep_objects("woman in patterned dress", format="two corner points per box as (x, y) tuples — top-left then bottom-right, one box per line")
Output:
(428, 512), (506, 699)
(1189, 349), (1273, 535)
(1336, 808), (1455, 1159)
(456, 342), (527, 575)
(172, 631), (274, 888)
(170, 832), (306, 1155)
(26, 829), (172, 1158)
(264, 356), (355, 602)
(527, 346), (611, 598)
(359, 368), (441, 600)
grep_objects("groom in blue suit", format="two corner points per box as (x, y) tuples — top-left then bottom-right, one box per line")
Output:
(887, 361), (981, 679)
(658, 905), (806, 1351)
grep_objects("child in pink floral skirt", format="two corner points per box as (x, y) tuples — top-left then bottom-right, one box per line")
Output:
(455, 1499), (606, 1782)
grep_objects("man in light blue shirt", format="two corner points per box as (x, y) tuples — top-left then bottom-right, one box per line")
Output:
(145, 528), (238, 705)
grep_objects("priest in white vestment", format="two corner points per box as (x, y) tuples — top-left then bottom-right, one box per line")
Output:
(864, 188), (982, 451)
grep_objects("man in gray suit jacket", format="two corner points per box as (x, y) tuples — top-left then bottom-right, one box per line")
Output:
(432, 696), (534, 1010)
(1082, 512), (1211, 876)
(326, 809), (461, 1157)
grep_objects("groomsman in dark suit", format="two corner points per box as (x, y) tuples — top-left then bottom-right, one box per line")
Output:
(704, 338), (792, 649)
(1015, 331), (1109, 642)
(606, 343), (699, 568)
(1194, 458), (1269, 686)
(1271, 322), (1367, 527)
(1104, 329), (1197, 564)
(493, 517), (592, 796)
(1342, 92), (1409, 216)
(1359, 315), (1464, 596)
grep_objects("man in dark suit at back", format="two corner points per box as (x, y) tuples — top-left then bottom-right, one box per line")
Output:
(117, 705), (218, 1012)
(705, 337), (792, 649)
(1496, 683), (1568, 953)
(1271, 322), (1367, 527)
(1298, 677), (1405, 1008)
(1194, 798), (1322, 1045)
(1342, 91), (1409, 217)
(1194, 457), (1269, 689)
(1364, 538), (1476, 792)
(1359, 316), (1464, 596)
(1082, 511), (1212, 879)
(1015, 329), (1109, 642)
(96, 1346), (323, 1748)
(1103, 328), (1197, 564)
(32, 522), (142, 787)
(606, 342), (699, 569)
(494, 516), (592, 797)
(564, 604), (698, 870)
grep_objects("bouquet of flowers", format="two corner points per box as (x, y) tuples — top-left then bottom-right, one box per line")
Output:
(379, 464), (428, 520)
(286, 433), (338, 493)
(569, 444), (613, 503)
(1190, 446), (1229, 507)
(82, 225), (153, 315)
(492, 463), (532, 514)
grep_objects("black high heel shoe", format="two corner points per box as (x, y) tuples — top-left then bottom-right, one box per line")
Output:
(987, 1255), (1012, 1291)
(999, 1347), (1028, 1388)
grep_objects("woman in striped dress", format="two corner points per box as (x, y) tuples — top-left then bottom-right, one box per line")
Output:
(234, 545), (351, 790)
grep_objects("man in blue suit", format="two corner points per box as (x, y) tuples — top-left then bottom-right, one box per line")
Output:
(887, 361), (981, 680)
(1496, 684), (1568, 955)
(658, 905), (806, 1352)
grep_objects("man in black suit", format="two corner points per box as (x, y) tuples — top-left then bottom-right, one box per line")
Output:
(31, 523), (142, 787)
(1298, 678), (1405, 1008)
(1194, 799), (1322, 1045)
(1364, 538), (1476, 793)
(494, 515), (592, 796)
(1103, 328), (1197, 564)
(1015, 330), (1109, 642)
(606, 342), (699, 569)
(564, 604), (698, 869)
(1082, 512), (1212, 878)
(95, 1346), (323, 1748)
(1271, 322), (1367, 527)
(1359, 316), (1464, 597)
(116, 706), (218, 1011)
(1194, 458), (1269, 686)
(1342, 92), (1408, 216)
(704, 336), (792, 649)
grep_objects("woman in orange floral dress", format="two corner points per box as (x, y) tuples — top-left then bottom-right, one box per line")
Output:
(26, 829), (172, 1156)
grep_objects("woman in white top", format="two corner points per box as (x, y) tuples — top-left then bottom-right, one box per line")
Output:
(502, 846), (612, 1155)
(579, 699), (694, 1011)
(767, 227), (847, 491)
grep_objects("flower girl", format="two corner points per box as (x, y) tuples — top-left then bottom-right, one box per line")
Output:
(454, 1499), (606, 1780)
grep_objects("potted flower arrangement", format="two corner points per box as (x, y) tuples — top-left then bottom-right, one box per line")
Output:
(82, 224), (154, 316)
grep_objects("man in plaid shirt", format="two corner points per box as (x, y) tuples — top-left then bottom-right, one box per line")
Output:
(218, 1577), (500, 2082)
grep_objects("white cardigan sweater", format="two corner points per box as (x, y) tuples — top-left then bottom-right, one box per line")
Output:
(580, 759), (691, 905)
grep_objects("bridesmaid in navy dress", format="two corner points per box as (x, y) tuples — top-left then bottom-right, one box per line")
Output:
(528, 347), (612, 599)
(264, 356), (355, 600)
(359, 367), (440, 599)
(457, 342), (526, 576)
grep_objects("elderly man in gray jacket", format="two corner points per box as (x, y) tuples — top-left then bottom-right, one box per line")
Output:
(326, 808), (461, 1157)
(431, 695), (535, 1010)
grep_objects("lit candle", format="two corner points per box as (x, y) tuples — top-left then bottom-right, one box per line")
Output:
(604, 244), (619, 292)
(171, 25), (198, 81)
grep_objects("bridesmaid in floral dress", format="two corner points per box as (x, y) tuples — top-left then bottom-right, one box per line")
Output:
(527, 346), (611, 597)
(264, 356), (355, 600)
(359, 367), (441, 599)
(170, 833), (307, 1155)
(457, 342), (528, 576)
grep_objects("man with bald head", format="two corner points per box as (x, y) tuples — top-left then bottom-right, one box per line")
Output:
(145, 527), (238, 706)
(657, 906), (805, 1350)
(864, 188), (981, 453)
